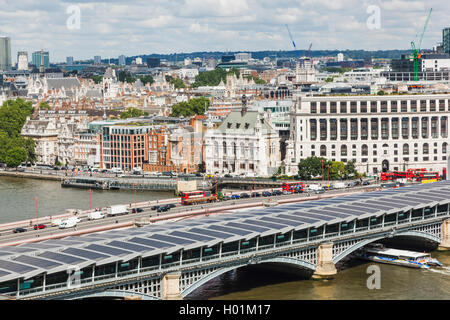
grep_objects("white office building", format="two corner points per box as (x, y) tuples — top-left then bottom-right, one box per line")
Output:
(285, 93), (450, 176)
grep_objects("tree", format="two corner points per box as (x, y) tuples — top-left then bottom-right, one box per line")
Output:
(39, 102), (51, 110)
(120, 107), (144, 119)
(344, 160), (358, 179)
(330, 161), (346, 180)
(138, 75), (154, 85)
(170, 97), (210, 117)
(170, 77), (186, 89)
(118, 71), (136, 83)
(5, 146), (27, 167)
(297, 156), (331, 180)
(91, 75), (103, 84)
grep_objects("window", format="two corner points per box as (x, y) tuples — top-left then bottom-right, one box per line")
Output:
(423, 143), (429, 155)
(341, 145), (347, 156)
(320, 145), (327, 157)
(362, 144), (368, 156)
(311, 102), (317, 113)
(403, 143), (409, 155)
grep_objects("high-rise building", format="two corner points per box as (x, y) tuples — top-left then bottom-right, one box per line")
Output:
(147, 57), (160, 68)
(337, 53), (344, 62)
(17, 51), (28, 70)
(94, 56), (101, 64)
(443, 28), (450, 55)
(118, 55), (126, 66)
(31, 50), (49, 70)
(66, 56), (74, 65)
(0, 36), (12, 71)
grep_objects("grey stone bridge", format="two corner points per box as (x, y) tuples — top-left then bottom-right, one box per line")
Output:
(0, 181), (449, 300)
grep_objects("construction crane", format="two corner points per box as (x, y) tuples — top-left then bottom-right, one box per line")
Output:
(306, 43), (312, 58)
(285, 24), (297, 50)
(410, 8), (432, 81)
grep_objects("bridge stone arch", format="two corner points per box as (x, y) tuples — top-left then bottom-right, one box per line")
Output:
(71, 289), (160, 300)
(181, 256), (315, 298)
(332, 229), (442, 264)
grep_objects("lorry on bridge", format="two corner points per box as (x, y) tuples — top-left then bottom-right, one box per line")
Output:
(106, 204), (129, 216)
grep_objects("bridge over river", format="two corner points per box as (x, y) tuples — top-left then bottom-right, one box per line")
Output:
(0, 181), (449, 300)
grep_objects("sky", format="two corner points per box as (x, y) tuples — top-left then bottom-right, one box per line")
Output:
(0, 0), (448, 62)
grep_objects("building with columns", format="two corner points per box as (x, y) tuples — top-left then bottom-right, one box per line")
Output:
(205, 95), (281, 177)
(285, 93), (450, 176)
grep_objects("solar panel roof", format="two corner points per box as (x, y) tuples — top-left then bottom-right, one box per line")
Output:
(13, 255), (62, 269)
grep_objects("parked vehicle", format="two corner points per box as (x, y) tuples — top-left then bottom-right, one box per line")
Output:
(88, 211), (105, 220)
(33, 224), (46, 230)
(106, 204), (128, 216)
(13, 227), (26, 233)
(111, 167), (124, 174)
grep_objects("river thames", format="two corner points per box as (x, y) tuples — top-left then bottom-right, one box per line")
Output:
(1, 176), (449, 300)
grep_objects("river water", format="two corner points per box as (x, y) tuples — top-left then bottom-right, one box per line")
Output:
(0, 176), (173, 222)
(0, 176), (449, 300)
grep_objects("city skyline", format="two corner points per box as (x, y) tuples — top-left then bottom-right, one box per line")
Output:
(0, 0), (449, 62)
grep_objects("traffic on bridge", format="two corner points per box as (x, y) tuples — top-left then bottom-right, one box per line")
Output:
(0, 181), (448, 300)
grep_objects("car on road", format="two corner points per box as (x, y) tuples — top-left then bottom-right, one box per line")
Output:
(240, 193), (250, 198)
(157, 205), (169, 213)
(131, 207), (144, 213)
(315, 189), (325, 194)
(262, 191), (272, 197)
(221, 196), (231, 201)
(151, 205), (160, 210)
(224, 174), (233, 178)
(33, 224), (46, 230)
(272, 190), (282, 196)
(282, 190), (290, 195)
(231, 194), (240, 199)
(251, 192), (262, 197)
(166, 203), (176, 209)
(13, 227), (26, 233)
(362, 181), (370, 186)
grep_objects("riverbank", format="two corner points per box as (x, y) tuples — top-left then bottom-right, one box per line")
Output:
(0, 170), (63, 181)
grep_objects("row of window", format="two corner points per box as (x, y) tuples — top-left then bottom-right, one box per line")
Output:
(310, 99), (449, 114)
(309, 117), (448, 141)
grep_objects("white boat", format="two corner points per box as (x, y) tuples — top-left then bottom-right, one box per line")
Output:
(357, 243), (442, 269)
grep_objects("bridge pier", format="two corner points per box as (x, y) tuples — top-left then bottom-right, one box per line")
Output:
(312, 242), (337, 280)
(438, 219), (450, 251)
(161, 272), (183, 300)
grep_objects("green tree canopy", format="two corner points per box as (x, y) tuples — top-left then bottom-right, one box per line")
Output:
(0, 99), (36, 166)
(90, 75), (103, 84)
(170, 97), (210, 117)
(5, 146), (27, 167)
(118, 71), (136, 83)
(39, 102), (51, 110)
(138, 75), (154, 85)
(120, 107), (145, 119)
(297, 156), (331, 180)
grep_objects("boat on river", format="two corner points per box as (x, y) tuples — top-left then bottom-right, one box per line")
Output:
(357, 243), (442, 269)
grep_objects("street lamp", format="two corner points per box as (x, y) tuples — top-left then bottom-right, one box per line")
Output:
(33, 197), (38, 226)
(133, 183), (137, 211)
(88, 189), (93, 211)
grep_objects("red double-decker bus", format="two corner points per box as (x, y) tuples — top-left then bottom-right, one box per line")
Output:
(179, 191), (217, 205)
(381, 169), (439, 182)
(282, 182), (305, 193)
(415, 171), (439, 182)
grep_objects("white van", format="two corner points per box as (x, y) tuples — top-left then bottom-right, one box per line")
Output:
(59, 219), (77, 229)
(88, 211), (105, 220)
(51, 219), (64, 227)
(111, 167), (124, 174)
